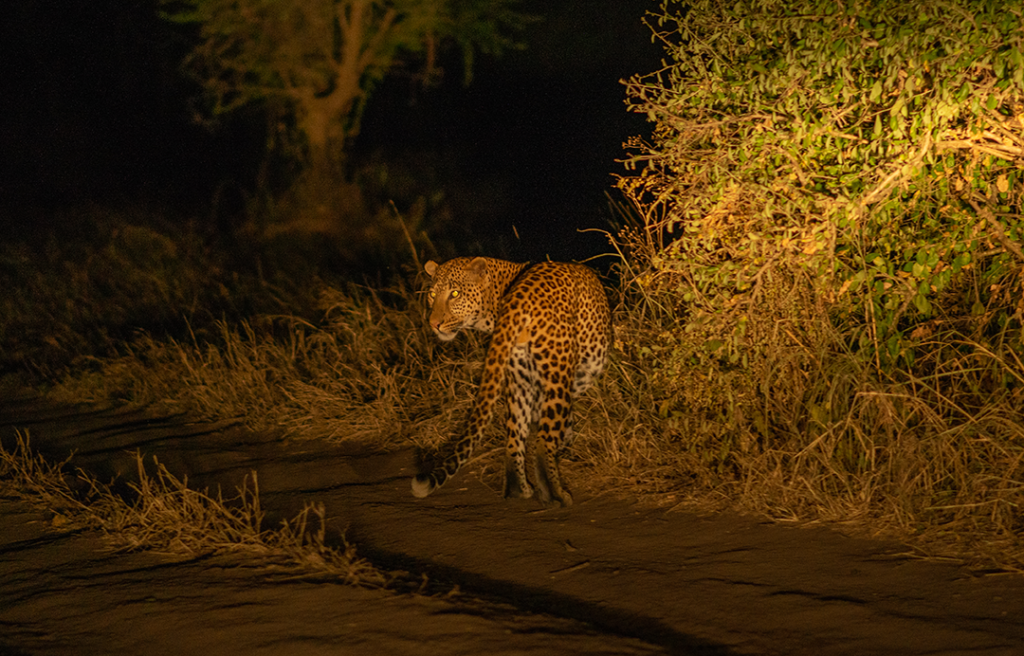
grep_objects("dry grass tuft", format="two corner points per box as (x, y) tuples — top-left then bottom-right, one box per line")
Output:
(49, 282), (487, 451)
(0, 431), (385, 584)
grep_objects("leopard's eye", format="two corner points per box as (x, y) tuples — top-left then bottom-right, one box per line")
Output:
(428, 290), (436, 300)
(450, 290), (460, 299)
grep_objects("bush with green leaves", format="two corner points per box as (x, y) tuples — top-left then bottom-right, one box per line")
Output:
(622, 0), (1023, 363)
(613, 0), (1024, 553)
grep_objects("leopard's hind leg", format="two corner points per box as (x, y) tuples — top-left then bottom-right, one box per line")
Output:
(503, 348), (538, 499)
(532, 372), (574, 507)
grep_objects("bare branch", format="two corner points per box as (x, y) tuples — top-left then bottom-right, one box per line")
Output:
(967, 196), (1024, 265)
(359, 8), (400, 73)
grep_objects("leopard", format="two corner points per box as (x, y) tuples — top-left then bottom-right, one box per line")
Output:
(411, 256), (612, 507)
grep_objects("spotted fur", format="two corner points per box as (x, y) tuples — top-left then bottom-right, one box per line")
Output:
(412, 256), (612, 507)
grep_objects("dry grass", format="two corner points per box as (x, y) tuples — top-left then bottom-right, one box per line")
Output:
(570, 272), (1024, 571)
(49, 282), (486, 451)
(0, 431), (385, 584)
(38, 260), (1024, 572)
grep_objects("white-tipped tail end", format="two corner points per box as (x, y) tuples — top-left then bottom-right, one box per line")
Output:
(411, 475), (433, 498)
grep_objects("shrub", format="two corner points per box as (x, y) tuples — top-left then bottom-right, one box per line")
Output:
(612, 0), (1024, 558)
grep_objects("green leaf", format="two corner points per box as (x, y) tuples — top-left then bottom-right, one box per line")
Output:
(869, 79), (883, 103)
(891, 96), (905, 116)
(887, 333), (901, 359)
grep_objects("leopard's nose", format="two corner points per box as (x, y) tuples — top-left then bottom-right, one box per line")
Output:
(430, 318), (442, 331)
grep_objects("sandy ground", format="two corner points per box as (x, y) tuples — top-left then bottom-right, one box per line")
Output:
(1, 398), (1023, 655)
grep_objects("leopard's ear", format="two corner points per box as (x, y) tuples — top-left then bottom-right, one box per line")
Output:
(424, 260), (439, 277)
(464, 257), (488, 284)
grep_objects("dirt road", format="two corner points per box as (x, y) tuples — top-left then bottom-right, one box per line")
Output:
(2, 399), (1022, 655)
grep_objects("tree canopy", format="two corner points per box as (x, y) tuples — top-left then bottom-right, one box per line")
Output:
(162, 0), (532, 171)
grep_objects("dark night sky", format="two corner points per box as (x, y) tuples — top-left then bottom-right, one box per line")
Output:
(357, 0), (661, 262)
(0, 0), (661, 263)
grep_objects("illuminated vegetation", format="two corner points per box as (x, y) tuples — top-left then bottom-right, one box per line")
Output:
(3, 0), (1023, 570)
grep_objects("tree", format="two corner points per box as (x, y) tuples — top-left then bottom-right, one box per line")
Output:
(162, 0), (531, 175)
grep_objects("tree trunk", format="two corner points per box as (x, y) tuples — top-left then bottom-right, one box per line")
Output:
(297, 0), (377, 180)
(285, 66), (365, 229)
(299, 88), (356, 180)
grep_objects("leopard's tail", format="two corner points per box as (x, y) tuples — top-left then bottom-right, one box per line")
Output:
(412, 320), (520, 499)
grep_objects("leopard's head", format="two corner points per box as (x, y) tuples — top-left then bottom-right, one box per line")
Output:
(424, 257), (495, 341)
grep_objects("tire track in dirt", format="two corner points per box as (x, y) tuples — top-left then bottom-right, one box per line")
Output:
(3, 398), (1023, 655)
(0, 400), (700, 655)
